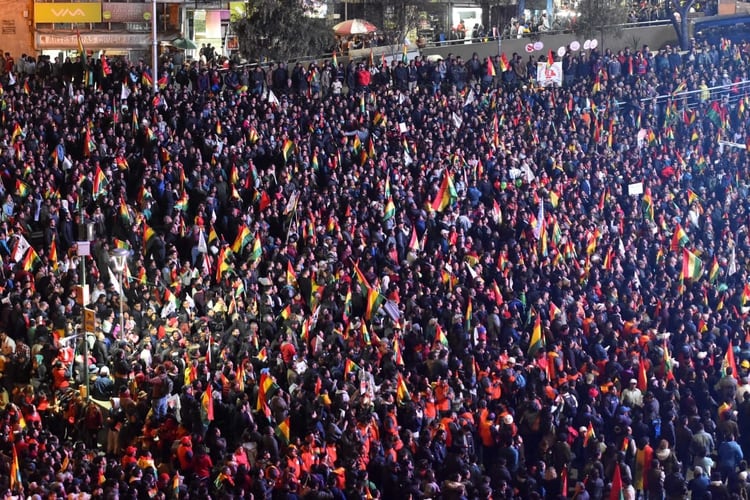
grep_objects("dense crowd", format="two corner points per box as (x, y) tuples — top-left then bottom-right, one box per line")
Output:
(0, 34), (749, 499)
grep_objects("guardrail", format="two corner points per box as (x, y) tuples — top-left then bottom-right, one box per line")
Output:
(636, 79), (750, 109)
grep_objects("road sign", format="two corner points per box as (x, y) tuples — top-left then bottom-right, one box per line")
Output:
(84, 308), (96, 333)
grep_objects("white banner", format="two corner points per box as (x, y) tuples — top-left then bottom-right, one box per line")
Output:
(536, 62), (563, 87)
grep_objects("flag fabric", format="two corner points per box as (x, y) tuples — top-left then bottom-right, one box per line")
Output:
(663, 339), (675, 381)
(465, 298), (473, 331)
(92, 165), (107, 200)
(487, 58), (496, 77)
(435, 324), (449, 347)
(430, 171), (458, 212)
(49, 238), (58, 270)
(275, 417), (291, 444)
(232, 225), (252, 254)
(709, 256), (720, 283)
(215, 246), (231, 282)
(286, 261), (298, 287)
(332, 50), (338, 68)
(101, 55), (112, 77)
(670, 223), (689, 251)
(642, 190), (654, 221)
(76, 29), (86, 62)
(11, 123), (22, 143)
(22, 247), (40, 272)
(202, 384), (214, 421)
(249, 233), (262, 261)
(383, 196), (395, 221)
(344, 359), (359, 378)
(282, 139), (294, 163)
(15, 179), (29, 198)
(10, 444), (21, 491)
(723, 344), (739, 379)
(143, 224), (156, 249)
(682, 248), (703, 280)
(610, 463), (624, 500)
(638, 357), (648, 392)
(528, 311), (544, 356)
(499, 53), (510, 72)
(583, 421), (596, 447)
(396, 372), (410, 404)
(365, 287), (384, 320)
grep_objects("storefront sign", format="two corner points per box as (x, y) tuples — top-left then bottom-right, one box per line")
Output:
(102, 3), (151, 22)
(36, 32), (150, 49)
(34, 2), (101, 23)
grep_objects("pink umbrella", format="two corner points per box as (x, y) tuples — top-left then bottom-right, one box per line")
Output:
(332, 19), (378, 36)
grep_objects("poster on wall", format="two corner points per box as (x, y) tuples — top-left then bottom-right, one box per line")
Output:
(536, 62), (563, 87)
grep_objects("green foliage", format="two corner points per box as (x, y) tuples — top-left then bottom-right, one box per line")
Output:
(574, 0), (629, 40)
(369, 0), (430, 44)
(232, 0), (333, 62)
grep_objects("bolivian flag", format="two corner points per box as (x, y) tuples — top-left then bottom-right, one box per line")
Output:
(383, 196), (395, 221)
(249, 233), (262, 262)
(430, 171), (457, 212)
(232, 224), (252, 254)
(528, 310), (544, 356)
(682, 248), (702, 280)
(282, 139), (294, 163)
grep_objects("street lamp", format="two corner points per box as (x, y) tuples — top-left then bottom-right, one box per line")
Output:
(151, 0), (158, 94)
(110, 248), (129, 340)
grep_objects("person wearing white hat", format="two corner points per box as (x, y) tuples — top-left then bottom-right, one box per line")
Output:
(621, 379), (643, 408)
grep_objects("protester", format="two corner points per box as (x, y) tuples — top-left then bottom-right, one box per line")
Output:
(0, 34), (749, 499)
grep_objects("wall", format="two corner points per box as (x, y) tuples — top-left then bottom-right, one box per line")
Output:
(421, 24), (678, 61)
(0, 0), (35, 57)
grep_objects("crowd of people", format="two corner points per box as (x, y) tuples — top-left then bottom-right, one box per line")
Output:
(0, 33), (749, 499)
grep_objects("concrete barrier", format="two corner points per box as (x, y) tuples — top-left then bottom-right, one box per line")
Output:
(421, 24), (678, 61)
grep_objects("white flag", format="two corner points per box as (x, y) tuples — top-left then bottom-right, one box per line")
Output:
(452, 112), (463, 129)
(11, 235), (30, 263)
(464, 88), (475, 107)
(8, 72), (15, 86)
(533, 202), (544, 239)
(120, 83), (131, 101)
(268, 90), (280, 105)
(404, 150), (413, 166)
(108, 266), (122, 297)
(197, 229), (208, 254)
(729, 246), (738, 276)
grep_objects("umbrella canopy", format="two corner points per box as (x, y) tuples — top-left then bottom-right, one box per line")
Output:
(172, 37), (199, 50)
(332, 19), (378, 36)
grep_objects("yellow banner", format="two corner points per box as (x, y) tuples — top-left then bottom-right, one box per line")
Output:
(34, 3), (102, 23)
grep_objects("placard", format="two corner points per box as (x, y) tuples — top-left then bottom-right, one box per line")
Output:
(536, 62), (563, 87)
(628, 182), (644, 195)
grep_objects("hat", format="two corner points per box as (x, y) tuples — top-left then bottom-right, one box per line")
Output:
(629, 379), (637, 385)
(503, 414), (514, 425)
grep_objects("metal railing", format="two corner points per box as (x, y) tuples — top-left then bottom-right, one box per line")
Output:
(636, 79), (750, 110)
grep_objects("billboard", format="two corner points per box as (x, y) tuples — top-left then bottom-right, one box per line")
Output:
(34, 2), (102, 23)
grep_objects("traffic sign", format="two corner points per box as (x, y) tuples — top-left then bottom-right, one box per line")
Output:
(84, 308), (96, 333)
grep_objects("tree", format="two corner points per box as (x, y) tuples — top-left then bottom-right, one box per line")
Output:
(232, 0), (333, 63)
(575, 0), (629, 48)
(667, 0), (697, 50)
(366, 0), (430, 45)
